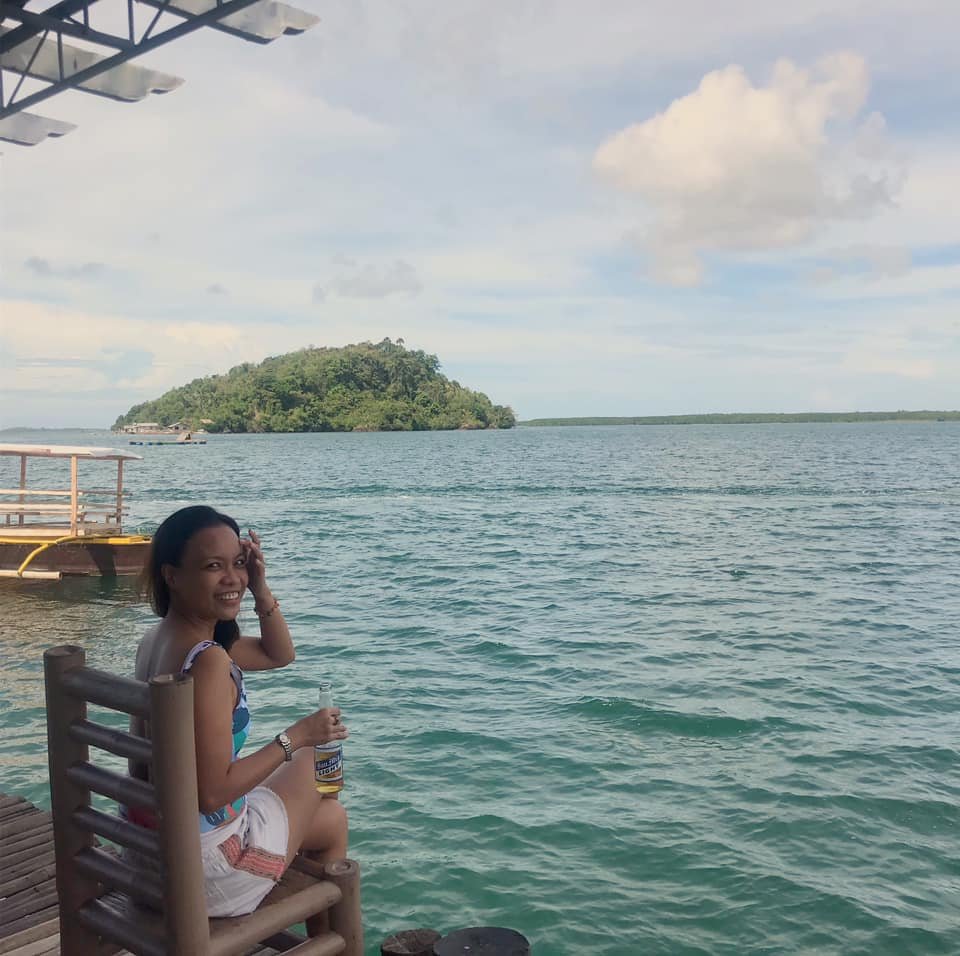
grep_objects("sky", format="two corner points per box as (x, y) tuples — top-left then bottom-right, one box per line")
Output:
(1, 0), (958, 427)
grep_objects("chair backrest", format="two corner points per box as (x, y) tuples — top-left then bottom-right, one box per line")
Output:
(44, 644), (214, 955)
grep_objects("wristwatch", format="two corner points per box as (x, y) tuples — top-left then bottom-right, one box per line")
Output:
(274, 732), (294, 762)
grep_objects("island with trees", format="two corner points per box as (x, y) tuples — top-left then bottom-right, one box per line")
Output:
(112, 339), (516, 433)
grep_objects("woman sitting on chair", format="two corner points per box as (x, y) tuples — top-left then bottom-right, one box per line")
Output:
(126, 505), (349, 918)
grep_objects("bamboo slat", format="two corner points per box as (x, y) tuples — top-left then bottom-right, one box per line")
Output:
(60, 668), (151, 718)
(70, 720), (153, 764)
(72, 807), (160, 858)
(66, 762), (157, 809)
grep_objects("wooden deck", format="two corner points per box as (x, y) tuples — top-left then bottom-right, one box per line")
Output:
(0, 794), (284, 956)
(0, 794), (58, 955)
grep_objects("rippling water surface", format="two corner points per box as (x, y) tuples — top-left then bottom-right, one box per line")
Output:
(1, 424), (959, 954)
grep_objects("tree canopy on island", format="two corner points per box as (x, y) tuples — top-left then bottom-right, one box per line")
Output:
(113, 339), (516, 433)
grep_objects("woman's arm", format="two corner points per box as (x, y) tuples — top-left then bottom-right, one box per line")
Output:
(190, 646), (346, 813)
(230, 528), (295, 671)
(229, 594), (294, 671)
(128, 634), (152, 779)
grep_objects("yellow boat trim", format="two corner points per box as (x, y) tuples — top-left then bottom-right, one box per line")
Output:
(1, 534), (152, 577)
(16, 536), (75, 575)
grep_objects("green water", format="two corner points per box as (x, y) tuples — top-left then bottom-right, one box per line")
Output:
(1, 424), (958, 954)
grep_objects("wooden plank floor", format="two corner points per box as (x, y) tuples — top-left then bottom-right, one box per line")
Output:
(0, 794), (59, 955)
(0, 794), (278, 956)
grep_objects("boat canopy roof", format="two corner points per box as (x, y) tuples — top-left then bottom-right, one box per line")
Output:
(0, 444), (143, 462)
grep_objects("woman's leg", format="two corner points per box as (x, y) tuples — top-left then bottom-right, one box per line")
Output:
(263, 749), (348, 866)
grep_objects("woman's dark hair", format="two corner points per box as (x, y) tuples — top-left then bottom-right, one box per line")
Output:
(142, 505), (241, 651)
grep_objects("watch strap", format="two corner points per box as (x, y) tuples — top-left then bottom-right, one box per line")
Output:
(275, 732), (293, 761)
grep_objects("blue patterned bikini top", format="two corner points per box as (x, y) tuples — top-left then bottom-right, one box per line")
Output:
(181, 640), (251, 834)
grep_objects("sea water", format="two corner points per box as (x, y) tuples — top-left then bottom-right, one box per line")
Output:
(0, 424), (958, 954)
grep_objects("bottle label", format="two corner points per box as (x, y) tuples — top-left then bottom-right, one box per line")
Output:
(315, 743), (344, 786)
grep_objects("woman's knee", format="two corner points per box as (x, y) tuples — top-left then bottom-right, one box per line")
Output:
(308, 797), (348, 854)
(319, 796), (348, 835)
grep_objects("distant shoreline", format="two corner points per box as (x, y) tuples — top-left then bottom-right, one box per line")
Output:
(0, 427), (96, 433)
(5, 411), (960, 431)
(519, 411), (960, 427)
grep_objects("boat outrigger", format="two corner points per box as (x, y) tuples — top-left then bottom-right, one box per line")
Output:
(0, 444), (151, 580)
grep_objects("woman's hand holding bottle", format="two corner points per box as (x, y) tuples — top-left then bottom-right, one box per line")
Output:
(288, 708), (348, 751)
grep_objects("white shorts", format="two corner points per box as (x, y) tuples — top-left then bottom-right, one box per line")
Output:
(201, 786), (291, 917)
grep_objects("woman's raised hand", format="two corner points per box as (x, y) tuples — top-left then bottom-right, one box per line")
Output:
(243, 528), (269, 599)
(291, 708), (349, 749)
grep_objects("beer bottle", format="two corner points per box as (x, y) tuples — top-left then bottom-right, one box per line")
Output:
(315, 682), (344, 794)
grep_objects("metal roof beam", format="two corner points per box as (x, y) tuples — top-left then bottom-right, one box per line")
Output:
(0, 0), (320, 143)
(134, 0), (319, 44)
(0, 0), (263, 118)
(1, 7), (134, 50)
(0, 0), (100, 55)
(0, 0), (319, 53)
(0, 27), (182, 102)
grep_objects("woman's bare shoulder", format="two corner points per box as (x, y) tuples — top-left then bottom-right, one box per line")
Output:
(134, 623), (216, 680)
(185, 641), (232, 674)
(134, 625), (161, 681)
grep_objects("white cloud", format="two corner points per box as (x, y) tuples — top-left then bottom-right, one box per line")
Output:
(842, 344), (937, 380)
(805, 244), (912, 284)
(422, 250), (542, 286)
(834, 245), (912, 279)
(809, 262), (960, 300)
(594, 53), (907, 285)
(327, 260), (422, 298)
(4, 365), (111, 396)
(1, 301), (258, 399)
(23, 257), (108, 279)
(319, 0), (959, 92)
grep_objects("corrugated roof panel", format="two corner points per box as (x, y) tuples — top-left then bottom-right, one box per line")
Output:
(137, 0), (320, 44)
(0, 26), (183, 101)
(0, 111), (75, 145)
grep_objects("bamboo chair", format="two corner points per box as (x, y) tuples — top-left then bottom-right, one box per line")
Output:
(43, 645), (363, 956)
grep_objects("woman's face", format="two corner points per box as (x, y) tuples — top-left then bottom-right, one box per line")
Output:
(164, 523), (248, 620)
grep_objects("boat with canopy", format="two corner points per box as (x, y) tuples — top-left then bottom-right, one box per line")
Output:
(0, 444), (151, 579)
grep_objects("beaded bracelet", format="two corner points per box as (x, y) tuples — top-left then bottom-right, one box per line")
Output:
(255, 597), (280, 619)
